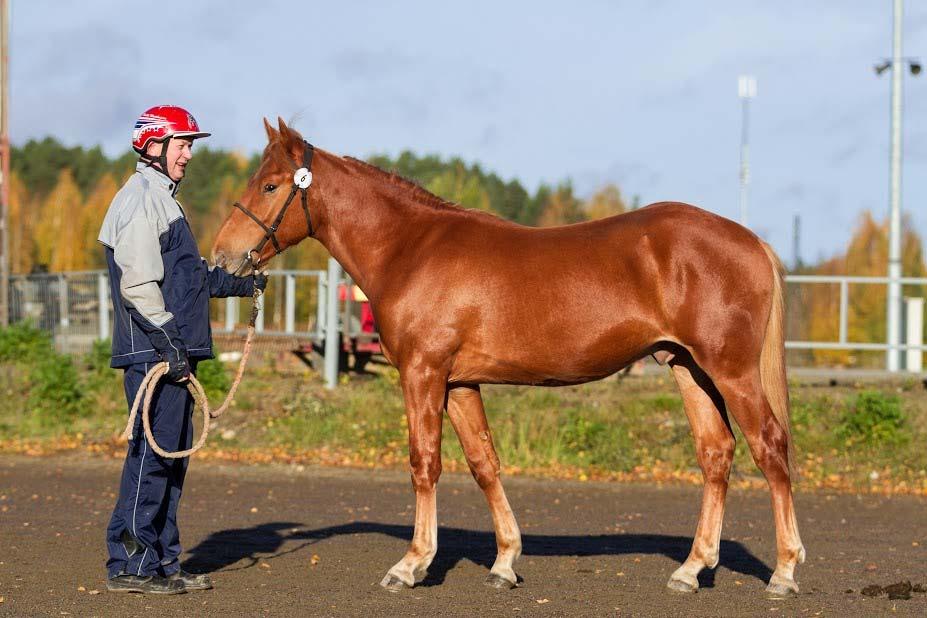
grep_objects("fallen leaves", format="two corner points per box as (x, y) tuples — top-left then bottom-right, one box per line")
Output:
(310, 554), (320, 566)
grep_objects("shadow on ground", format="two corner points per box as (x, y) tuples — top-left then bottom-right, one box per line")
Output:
(183, 521), (771, 588)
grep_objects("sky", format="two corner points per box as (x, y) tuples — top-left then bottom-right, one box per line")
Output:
(10, 1), (927, 264)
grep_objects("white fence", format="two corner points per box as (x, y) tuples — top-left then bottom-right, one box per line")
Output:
(7, 268), (927, 374)
(784, 274), (926, 372)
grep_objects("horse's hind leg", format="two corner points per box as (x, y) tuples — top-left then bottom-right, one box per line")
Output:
(709, 369), (805, 599)
(446, 384), (522, 588)
(380, 363), (447, 591)
(666, 357), (735, 593)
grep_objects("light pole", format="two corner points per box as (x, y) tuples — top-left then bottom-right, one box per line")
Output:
(738, 75), (756, 227)
(875, 0), (921, 372)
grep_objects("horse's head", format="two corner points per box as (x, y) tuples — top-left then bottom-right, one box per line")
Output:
(211, 117), (318, 274)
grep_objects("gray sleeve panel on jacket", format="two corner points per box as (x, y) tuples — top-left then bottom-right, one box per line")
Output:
(100, 177), (184, 328)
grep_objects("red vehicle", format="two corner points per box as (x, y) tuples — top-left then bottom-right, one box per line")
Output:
(339, 283), (381, 369)
(297, 283), (381, 372)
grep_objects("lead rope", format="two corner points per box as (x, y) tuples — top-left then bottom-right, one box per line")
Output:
(120, 284), (263, 459)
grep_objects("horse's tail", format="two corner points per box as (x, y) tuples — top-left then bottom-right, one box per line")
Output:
(759, 241), (794, 475)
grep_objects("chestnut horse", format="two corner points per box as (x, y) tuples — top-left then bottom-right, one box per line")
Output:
(211, 119), (805, 599)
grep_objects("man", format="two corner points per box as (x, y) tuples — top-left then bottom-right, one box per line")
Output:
(98, 105), (266, 594)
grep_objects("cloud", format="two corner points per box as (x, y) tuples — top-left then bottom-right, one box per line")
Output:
(830, 141), (864, 165)
(775, 182), (807, 200)
(331, 49), (416, 81)
(906, 130), (927, 161)
(11, 22), (143, 149)
(571, 160), (663, 198)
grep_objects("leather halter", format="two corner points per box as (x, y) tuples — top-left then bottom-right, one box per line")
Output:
(233, 140), (315, 267)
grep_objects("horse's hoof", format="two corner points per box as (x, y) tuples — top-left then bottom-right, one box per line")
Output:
(380, 573), (411, 592)
(485, 572), (517, 589)
(765, 578), (799, 600)
(666, 576), (698, 594)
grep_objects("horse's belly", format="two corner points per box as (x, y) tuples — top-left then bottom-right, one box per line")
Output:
(448, 327), (653, 385)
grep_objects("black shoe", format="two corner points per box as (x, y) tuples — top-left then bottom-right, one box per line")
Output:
(168, 569), (213, 590)
(106, 573), (186, 595)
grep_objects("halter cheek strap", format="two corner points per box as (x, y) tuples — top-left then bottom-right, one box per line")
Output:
(233, 141), (315, 266)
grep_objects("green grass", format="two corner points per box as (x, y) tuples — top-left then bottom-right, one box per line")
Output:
(2, 322), (927, 493)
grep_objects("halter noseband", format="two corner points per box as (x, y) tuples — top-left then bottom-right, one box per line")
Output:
(233, 140), (315, 267)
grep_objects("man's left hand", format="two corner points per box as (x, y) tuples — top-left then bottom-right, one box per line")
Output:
(253, 272), (268, 293)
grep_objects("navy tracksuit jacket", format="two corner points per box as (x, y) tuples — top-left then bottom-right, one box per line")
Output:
(98, 163), (254, 578)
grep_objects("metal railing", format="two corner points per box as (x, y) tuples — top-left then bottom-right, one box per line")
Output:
(7, 269), (927, 373)
(9, 270), (112, 353)
(784, 274), (926, 347)
(218, 269), (327, 338)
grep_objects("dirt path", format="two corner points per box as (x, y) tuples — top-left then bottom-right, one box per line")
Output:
(1, 454), (925, 617)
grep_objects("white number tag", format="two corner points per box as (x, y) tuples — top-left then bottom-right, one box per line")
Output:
(294, 167), (312, 189)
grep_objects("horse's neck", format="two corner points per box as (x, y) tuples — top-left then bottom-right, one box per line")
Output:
(312, 156), (431, 299)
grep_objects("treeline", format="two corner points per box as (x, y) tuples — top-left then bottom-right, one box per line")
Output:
(8, 138), (630, 274)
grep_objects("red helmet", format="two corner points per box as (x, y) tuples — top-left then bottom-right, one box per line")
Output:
(131, 105), (211, 153)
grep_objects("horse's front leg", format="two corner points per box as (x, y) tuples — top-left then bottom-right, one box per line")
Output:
(380, 361), (448, 591)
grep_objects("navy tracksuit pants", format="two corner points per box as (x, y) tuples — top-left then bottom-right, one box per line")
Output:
(106, 362), (196, 578)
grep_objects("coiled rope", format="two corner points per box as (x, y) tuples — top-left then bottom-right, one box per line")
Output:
(120, 287), (262, 459)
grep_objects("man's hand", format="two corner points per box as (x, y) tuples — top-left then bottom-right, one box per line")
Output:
(253, 272), (268, 293)
(148, 320), (190, 382)
(162, 349), (191, 382)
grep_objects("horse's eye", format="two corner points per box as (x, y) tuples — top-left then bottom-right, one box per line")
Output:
(263, 183), (277, 193)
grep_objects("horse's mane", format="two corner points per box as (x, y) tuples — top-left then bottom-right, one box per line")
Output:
(268, 134), (504, 222)
(343, 156), (471, 215)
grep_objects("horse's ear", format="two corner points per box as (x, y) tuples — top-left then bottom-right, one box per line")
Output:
(276, 116), (304, 152)
(263, 117), (278, 142)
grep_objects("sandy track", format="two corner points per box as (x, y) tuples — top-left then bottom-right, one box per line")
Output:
(1, 454), (925, 617)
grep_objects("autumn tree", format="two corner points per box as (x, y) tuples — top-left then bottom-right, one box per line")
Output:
(80, 174), (119, 269)
(584, 184), (627, 220)
(8, 172), (36, 274)
(34, 169), (86, 271)
(537, 182), (583, 227)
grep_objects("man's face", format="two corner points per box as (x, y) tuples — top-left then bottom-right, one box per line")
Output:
(146, 137), (194, 182)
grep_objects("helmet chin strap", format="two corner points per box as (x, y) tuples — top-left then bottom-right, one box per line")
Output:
(139, 137), (174, 183)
